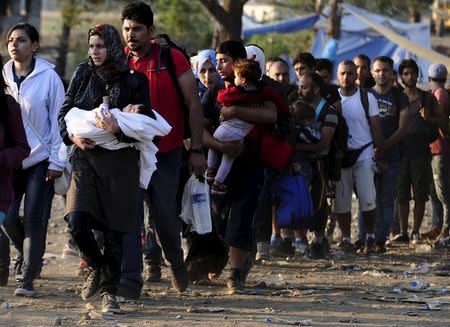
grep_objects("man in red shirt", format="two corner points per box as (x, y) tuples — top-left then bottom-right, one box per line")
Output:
(424, 64), (450, 242)
(118, 1), (206, 298)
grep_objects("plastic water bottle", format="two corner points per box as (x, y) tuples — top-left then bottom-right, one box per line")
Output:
(190, 179), (212, 234)
(411, 280), (428, 290)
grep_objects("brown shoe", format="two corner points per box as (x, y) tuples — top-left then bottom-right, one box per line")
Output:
(171, 265), (189, 293)
(421, 227), (441, 241)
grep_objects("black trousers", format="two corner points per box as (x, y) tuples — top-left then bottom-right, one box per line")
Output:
(67, 211), (123, 295)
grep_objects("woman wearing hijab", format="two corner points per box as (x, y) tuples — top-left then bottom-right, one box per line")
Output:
(0, 55), (30, 287)
(58, 23), (151, 314)
(2, 22), (64, 297)
(195, 49), (220, 100)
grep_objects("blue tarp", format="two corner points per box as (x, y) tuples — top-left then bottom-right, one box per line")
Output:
(312, 4), (432, 82)
(242, 4), (433, 82)
(243, 14), (319, 38)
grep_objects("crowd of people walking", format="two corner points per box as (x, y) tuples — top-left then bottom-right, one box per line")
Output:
(0, 0), (449, 315)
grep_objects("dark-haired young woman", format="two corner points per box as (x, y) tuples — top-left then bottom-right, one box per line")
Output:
(2, 22), (65, 297)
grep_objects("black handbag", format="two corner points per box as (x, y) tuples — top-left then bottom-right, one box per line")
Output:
(341, 142), (372, 168)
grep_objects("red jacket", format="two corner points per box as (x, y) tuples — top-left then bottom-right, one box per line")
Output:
(0, 95), (30, 213)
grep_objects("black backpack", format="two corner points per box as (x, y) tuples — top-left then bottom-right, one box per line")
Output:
(151, 34), (192, 138)
(316, 102), (349, 181)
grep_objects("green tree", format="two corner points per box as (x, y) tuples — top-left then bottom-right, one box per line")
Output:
(199, 0), (249, 43)
(55, 0), (103, 77)
(153, 0), (213, 53)
(247, 30), (314, 58)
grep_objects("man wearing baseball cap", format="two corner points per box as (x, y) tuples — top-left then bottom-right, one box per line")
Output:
(425, 63), (450, 242)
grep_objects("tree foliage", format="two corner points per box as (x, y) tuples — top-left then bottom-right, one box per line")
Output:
(153, 0), (213, 53)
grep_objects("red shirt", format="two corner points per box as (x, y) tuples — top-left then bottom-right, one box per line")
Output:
(430, 88), (450, 155)
(125, 43), (191, 152)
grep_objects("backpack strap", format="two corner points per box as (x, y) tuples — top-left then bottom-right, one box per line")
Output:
(359, 88), (374, 140)
(359, 88), (370, 121)
(159, 45), (190, 119)
(313, 98), (327, 124)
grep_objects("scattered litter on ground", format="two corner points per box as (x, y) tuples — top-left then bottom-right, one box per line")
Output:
(418, 302), (442, 311)
(401, 311), (418, 316)
(85, 303), (95, 310)
(362, 270), (387, 277)
(339, 318), (360, 323)
(186, 306), (224, 313)
(1, 302), (28, 309)
(262, 317), (312, 325)
(341, 264), (362, 273)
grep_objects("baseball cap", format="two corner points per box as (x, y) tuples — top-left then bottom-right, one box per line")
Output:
(428, 63), (447, 80)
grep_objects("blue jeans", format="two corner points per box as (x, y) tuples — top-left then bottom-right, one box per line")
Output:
(120, 149), (183, 293)
(1, 161), (53, 282)
(358, 161), (400, 243)
(430, 154), (450, 230)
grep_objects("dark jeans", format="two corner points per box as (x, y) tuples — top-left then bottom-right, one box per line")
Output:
(2, 161), (53, 282)
(430, 154), (450, 230)
(67, 211), (123, 295)
(358, 161), (400, 243)
(254, 171), (276, 242)
(0, 228), (10, 269)
(120, 149), (183, 292)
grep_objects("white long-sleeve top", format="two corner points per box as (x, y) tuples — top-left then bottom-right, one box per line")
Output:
(64, 107), (172, 188)
(3, 57), (65, 171)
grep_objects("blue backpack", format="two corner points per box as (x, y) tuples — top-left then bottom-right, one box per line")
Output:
(272, 173), (314, 229)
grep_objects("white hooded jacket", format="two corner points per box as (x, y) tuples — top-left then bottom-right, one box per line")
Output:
(3, 57), (65, 171)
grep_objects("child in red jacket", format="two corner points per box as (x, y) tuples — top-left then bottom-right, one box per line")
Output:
(207, 58), (281, 194)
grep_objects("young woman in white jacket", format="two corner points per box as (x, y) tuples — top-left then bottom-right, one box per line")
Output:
(1, 22), (65, 297)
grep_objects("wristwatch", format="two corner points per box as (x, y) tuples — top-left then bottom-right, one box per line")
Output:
(189, 147), (203, 155)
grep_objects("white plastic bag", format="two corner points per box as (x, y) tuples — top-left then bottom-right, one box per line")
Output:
(180, 174), (212, 235)
(54, 144), (73, 195)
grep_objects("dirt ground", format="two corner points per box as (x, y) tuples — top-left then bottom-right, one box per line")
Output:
(1, 196), (450, 327)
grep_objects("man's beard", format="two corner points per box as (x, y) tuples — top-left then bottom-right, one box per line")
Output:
(402, 80), (416, 88)
(300, 93), (314, 103)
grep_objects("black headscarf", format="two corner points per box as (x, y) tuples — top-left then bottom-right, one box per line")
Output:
(88, 23), (128, 105)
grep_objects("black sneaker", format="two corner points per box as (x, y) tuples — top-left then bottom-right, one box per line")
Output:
(338, 239), (354, 253)
(364, 237), (376, 255)
(308, 238), (329, 259)
(145, 264), (162, 282)
(271, 238), (295, 258)
(171, 265), (189, 293)
(354, 239), (365, 253)
(14, 280), (34, 297)
(101, 292), (121, 314)
(81, 268), (101, 300)
(226, 269), (244, 295)
(375, 241), (387, 254)
(0, 267), (9, 286)
(388, 233), (410, 245)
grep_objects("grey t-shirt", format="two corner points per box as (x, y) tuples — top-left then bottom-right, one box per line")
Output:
(369, 88), (409, 163)
(402, 90), (438, 159)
